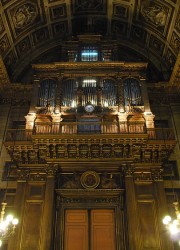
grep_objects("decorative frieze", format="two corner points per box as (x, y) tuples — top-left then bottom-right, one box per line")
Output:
(17, 169), (30, 181)
(58, 171), (122, 190)
(56, 189), (124, 208)
(6, 139), (175, 165)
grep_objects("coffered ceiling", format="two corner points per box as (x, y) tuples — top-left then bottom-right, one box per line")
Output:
(0, 0), (179, 82)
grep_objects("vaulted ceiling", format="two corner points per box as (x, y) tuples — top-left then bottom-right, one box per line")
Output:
(0, 0), (179, 83)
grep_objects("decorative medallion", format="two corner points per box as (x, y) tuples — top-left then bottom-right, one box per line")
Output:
(81, 171), (100, 189)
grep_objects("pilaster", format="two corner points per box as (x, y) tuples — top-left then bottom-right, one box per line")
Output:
(40, 164), (58, 250)
(124, 164), (140, 250)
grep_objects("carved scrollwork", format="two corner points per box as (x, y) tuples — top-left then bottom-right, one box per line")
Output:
(100, 173), (119, 189)
(58, 171), (122, 189)
(151, 168), (164, 181)
(62, 173), (81, 189)
(29, 173), (47, 181)
(46, 164), (58, 177)
(122, 164), (135, 177)
(13, 3), (37, 29)
(17, 169), (30, 181)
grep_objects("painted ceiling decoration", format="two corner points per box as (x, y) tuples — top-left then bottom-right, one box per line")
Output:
(0, 0), (179, 82)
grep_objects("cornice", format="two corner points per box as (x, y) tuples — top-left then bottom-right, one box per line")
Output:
(32, 61), (148, 71)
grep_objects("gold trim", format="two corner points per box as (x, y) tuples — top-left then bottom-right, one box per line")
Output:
(81, 171), (100, 189)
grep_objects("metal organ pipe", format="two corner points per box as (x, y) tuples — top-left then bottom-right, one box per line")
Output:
(37, 79), (56, 107)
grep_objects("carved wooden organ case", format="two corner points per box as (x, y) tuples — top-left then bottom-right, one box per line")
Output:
(29, 61), (152, 136)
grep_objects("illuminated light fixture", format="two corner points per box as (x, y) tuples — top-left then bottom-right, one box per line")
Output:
(81, 52), (98, 56)
(0, 202), (19, 247)
(104, 101), (108, 107)
(83, 79), (96, 83)
(71, 100), (77, 108)
(162, 202), (180, 240)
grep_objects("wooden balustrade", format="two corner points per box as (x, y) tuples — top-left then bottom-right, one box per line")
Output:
(5, 123), (176, 142)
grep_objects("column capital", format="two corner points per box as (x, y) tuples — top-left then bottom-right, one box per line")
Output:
(122, 164), (135, 177)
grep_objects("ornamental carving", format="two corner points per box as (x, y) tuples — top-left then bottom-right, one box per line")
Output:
(17, 169), (30, 181)
(59, 196), (121, 205)
(81, 171), (100, 189)
(140, 1), (168, 28)
(46, 164), (58, 176)
(62, 173), (81, 189)
(58, 172), (121, 189)
(151, 169), (163, 181)
(29, 173), (47, 181)
(13, 4), (37, 29)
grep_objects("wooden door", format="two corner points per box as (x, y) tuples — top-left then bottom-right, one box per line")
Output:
(64, 209), (116, 250)
(64, 210), (88, 250)
(91, 210), (116, 250)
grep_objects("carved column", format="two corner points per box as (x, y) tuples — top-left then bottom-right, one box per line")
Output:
(41, 165), (57, 250)
(25, 77), (40, 130)
(8, 170), (29, 250)
(139, 78), (151, 112)
(118, 113), (128, 133)
(139, 78), (155, 129)
(143, 113), (155, 129)
(153, 169), (174, 250)
(51, 114), (63, 134)
(25, 112), (36, 130)
(124, 164), (140, 250)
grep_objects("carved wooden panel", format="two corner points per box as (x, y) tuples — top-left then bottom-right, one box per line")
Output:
(20, 202), (43, 250)
(91, 209), (116, 250)
(64, 209), (116, 250)
(138, 201), (160, 249)
(64, 210), (88, 250)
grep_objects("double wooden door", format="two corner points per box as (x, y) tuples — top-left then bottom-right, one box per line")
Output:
(64, 209), (116, 250)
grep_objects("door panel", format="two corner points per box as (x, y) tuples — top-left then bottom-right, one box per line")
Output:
(64, 209), (116, 250)
(65, 210), (88, 250)
(91, 210), (116, 250)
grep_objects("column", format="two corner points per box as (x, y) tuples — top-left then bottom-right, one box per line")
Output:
(41, 165), (57, 250)
(153, 169), (174, 250)
(8, 170), (29, 250)
(139, 78), (150, 112)
(124, 164), (140, 250)
(51, 114), (63, 134)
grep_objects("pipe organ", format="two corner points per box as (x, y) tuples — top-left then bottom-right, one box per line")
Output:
(37, 79), (56, 107)
(36, 76), (143, 112)
(3, 36), (173, 250)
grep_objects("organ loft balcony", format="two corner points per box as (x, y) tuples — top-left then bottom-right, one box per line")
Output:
(3, 61), (176, 166)
(4, 111), (176, 166)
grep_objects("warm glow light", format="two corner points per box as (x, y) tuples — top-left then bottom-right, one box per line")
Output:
(71, 100), (76, 108)
(162, 215), (171, 225)
(162, 202), (180, 241)
(104, 101), (108, 107)
(169, 223), (179, 235)
(12, 218), (19, 225)
(6, 215), (13, 222)
(0, 202), (19, 248)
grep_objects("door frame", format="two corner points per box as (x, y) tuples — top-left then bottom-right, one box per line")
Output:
(54, 189), (127, 250)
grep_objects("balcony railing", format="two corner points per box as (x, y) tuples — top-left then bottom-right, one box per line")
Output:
(5, 122), (175, 142)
